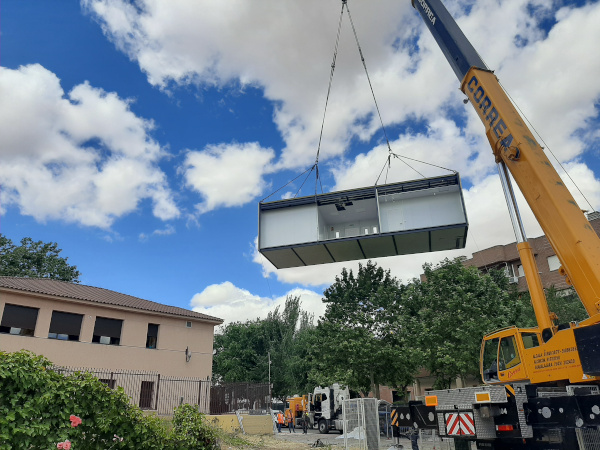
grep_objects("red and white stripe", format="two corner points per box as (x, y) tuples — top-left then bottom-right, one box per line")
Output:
(445, 412), (475, 436)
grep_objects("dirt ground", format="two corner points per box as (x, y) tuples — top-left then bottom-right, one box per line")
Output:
(220, 430), (344, 449)
(219, 429), (406, 449)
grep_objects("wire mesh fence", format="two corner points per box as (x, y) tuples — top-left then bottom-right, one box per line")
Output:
(209, 382), (270, 415)
(342, 398), (380, 450)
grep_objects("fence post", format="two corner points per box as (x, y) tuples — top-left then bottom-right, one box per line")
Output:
(154, 374), (161, 412)
(197, 380), (202, 409)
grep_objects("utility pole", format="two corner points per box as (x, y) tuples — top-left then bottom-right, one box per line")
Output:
(268, 352), (272, 411)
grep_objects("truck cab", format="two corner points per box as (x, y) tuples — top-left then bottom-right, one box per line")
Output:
(310, 384), (349, 434)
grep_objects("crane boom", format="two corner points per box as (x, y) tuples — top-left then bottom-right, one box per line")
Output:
(412, 0), (600, 320)
(394, 2), (600, 447)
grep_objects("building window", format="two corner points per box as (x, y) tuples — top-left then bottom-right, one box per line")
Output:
(548, 255), (560, 271)
(186, 321), (192, 328)
(100, 378), (116, 389)
(92, 317), (123, 345)
(0, 304), (39, 336)
(139, 381), (154, 409)
(146, 323), (159, 349)
(48, 311), (83, 341)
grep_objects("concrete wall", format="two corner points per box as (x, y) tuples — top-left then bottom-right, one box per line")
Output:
(207, 414), (273, 435)
(0, 289), (216, 379)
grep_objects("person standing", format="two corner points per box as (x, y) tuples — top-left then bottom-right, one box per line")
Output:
(302, 411), (309, 434)
(277, 411), (284, 433)
(287, 409), (295, 433)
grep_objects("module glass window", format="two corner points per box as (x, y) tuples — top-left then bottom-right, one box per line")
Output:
(499, 336), (521, 371)
(92, 317), (123, 345)
(521, 332), (540, 349)
(0, 304), (38, 336)
(48, 311), (83, 341)
(146, 323), (159, 349)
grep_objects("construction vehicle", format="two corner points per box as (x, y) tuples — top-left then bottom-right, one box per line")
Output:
(392, 0), (600, 448)
(308, 384), (350, 434)
(284, 395), (309, 428)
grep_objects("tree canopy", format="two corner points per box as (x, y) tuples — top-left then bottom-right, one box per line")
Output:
(212, 257), (587, 398)
(311, 261), (418, 398)
(405, 258), (516, 388)
(212, 295), (314, 399)
(0, 235), (80, 282)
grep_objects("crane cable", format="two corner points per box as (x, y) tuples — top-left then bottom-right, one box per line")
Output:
(343, 1), (456, 185)
(262, 0), (456, 204)
(310, 0), (346, 195)
(498, 80), (595, 213)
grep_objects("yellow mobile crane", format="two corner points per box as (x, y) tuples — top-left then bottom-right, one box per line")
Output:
(392, 0), (600, 448)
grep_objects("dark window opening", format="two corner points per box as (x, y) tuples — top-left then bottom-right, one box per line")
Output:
(92, 317), (123, 346)
(392, 390), (405, 403)
(100, 378), (116, 389)
(521, 332), (540, 349)
(139, 381), (154, 409)
(146, 323), (159, 349)
(48, 311), (83, 341)
(0, 304), (38, 337)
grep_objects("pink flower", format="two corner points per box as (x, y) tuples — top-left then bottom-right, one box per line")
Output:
(69, 415), (82, 427)
(57, 440), (71, 449)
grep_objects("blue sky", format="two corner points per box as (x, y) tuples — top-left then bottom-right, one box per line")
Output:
(1, 0), (599, 326)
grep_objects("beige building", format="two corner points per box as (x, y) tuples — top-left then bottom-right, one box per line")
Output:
(0, 277), (222, 414)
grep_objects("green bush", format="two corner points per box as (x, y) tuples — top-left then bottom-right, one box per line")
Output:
(0, 350), (217, 449)
(170, 404), (218, 449)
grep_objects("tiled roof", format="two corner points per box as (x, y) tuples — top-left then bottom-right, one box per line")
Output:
(0, 277), (222, 324)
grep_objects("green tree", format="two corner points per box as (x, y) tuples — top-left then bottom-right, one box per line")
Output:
(406, 258), (515, 389)
(510, 286), (588, 329)
(311, 261), (418, 397)
(0, 235), (81, 282)
(212, 295), (315, 399)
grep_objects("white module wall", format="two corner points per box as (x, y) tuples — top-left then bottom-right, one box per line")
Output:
(258, 174), (468, 269)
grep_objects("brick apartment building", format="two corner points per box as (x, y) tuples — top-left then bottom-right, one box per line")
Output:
(462, 212), (600, 292)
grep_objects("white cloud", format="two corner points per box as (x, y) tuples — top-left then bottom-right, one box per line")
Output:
(81, 0), (600, 282)
(189, 281), (325, 327)
(182, 142), (275, 214)
(490, 2), (600, 162)
(0, 64), (179, 228)
(139, 224), (176, 241)
(83, 0), (600, 181)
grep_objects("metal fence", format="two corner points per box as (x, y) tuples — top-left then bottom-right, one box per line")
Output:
(209, 382), (270, 415)
(342, 398), (380, 450)
(53, 366), (211, 416)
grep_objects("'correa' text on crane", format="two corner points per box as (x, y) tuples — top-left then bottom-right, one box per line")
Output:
(418, 0), (437, 25)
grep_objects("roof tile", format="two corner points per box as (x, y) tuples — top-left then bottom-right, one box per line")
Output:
(0, 277), (222, 324)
